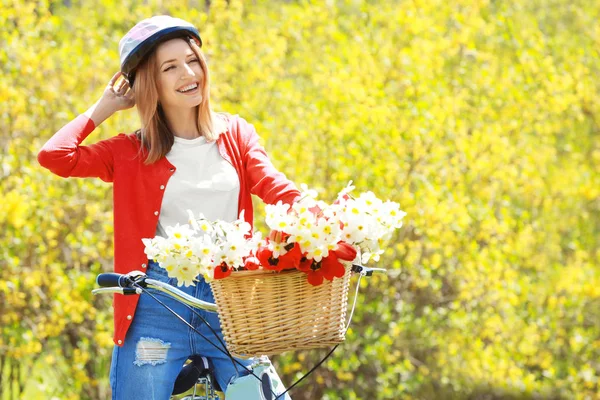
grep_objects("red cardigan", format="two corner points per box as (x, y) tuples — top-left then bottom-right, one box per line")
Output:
(38, 113), (301, 346)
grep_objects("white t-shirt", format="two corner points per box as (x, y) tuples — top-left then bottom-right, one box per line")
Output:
(155, 135), (240, 238)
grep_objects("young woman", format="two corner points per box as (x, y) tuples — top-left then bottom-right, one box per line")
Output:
(38, 15), (298, 399)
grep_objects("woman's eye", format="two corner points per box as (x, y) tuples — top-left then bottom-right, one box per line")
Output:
(164, 66), (175, 71)
(189, 59), (199, 63)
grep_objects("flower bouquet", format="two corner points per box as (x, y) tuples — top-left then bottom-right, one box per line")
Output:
(141, 210), (262, 287)
(256, 182), (406, 286)
(141, 182), (406, 356)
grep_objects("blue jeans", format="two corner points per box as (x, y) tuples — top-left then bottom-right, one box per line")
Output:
(109, 260), (255, 399)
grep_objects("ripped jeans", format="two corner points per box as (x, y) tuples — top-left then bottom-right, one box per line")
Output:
(109, 260), (256, 399)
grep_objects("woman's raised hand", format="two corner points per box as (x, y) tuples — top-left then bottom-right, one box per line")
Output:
(84, 71), (136, 127)
(101, 71), (136, 112)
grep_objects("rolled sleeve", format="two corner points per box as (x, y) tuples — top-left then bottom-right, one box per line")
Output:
(37, 114), (116, 182)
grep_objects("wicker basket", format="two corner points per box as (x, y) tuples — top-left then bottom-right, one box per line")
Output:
(209, 263), (353, 358)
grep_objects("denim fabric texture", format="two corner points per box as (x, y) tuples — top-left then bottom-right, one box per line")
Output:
(109, 259), (255, 399)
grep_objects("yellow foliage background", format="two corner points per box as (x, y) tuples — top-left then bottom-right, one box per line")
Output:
(1, 0), (599, 399)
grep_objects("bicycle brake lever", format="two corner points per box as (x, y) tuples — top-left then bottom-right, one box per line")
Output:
(351, 264), (387, 277)
(126, 270), (149, 288)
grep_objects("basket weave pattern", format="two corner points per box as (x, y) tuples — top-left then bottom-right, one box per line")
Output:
(209, 263), (352, 358)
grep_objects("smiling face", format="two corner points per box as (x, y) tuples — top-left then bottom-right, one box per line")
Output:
(154, 38), (205, 110)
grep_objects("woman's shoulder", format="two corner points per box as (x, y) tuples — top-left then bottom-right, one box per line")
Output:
(216, 112), (255, 142)
(108, 129), (143, 149)
(98, 129), (145, 158)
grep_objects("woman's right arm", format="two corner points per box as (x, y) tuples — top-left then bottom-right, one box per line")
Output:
(37, 72), (135, 182)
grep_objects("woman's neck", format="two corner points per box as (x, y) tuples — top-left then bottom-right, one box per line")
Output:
(161, 105), (201, 139)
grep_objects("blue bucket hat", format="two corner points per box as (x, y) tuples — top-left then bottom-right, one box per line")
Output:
(118, 15), (202, 84)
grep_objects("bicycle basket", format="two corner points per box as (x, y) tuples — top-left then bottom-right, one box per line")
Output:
(209, 262), (352, 358)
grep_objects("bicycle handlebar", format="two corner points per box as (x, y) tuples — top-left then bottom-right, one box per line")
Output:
(97, 272), (132, 288)
(93, 265), (384, 313)
(93, 271), (218, 312)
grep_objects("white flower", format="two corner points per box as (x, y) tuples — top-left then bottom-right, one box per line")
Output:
(159, 254), (179, 275)
(165, 223), (195, 240)
(187, 209), (200, 231)
(142, 237), (167, 259)
(170, 261), (198, 287)
(198, 219), (213, 234)
(300, 183), (319, 199)
(381, 201), (407, 229)
(268, 240), (288, 258)
(189, 235), (215, 265)
(305, 245), (329, 262)
(287, 225), (312, 248)
(265, 201), (291, 230)
(273, 212), (295, 232)
(337, 181), (355, 198)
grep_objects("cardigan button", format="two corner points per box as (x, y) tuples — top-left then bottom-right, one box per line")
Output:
(141, 263), (146, 268)
(169, 168), (175, 172)
(127, 315), (132, 320)
(154, 211), (159, 216)
(160, 185), (165, 190)
(117, 340), (123, 345)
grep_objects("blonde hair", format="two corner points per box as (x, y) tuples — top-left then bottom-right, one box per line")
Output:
(132, 36), (226, 165)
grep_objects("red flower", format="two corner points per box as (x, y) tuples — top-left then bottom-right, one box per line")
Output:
(306, 269), (324, 286)
(297, 257), (313, 272)
(257, 246), (278, 270)
(321, 253), (346, 281)
(332, 242), (357, 261)
(214, 263), (232, 279)
(277, 243), (303, 270)
(244, 256), (260, 271)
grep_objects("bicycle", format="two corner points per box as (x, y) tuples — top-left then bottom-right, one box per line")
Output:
(93, 264), (383, 399)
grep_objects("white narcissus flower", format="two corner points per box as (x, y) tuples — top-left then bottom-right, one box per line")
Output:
(317, 219), (341, 242)
(165, 223), (195, 240)
(223, 237), (248, 266)
(300, 183), (319, 199)
(337, 181), (355, 198)
(340, 215), (369, 243)
(142, 237), (167, 259)
(160, 254), (179, 275)
(356, 191), (383, 210)
(268, 240), (287, 258)
(273, 213), (295, 232)
(305, 245), (329, 262)
(381, 201), (407, 229)
(190, 235), (214, 265)
(265, 201), (291, 229)
(287, 225), (312, 248)
(187, 209), (200, 231)
(170, 261), (198, 287)
(198, 219), (212, 234)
